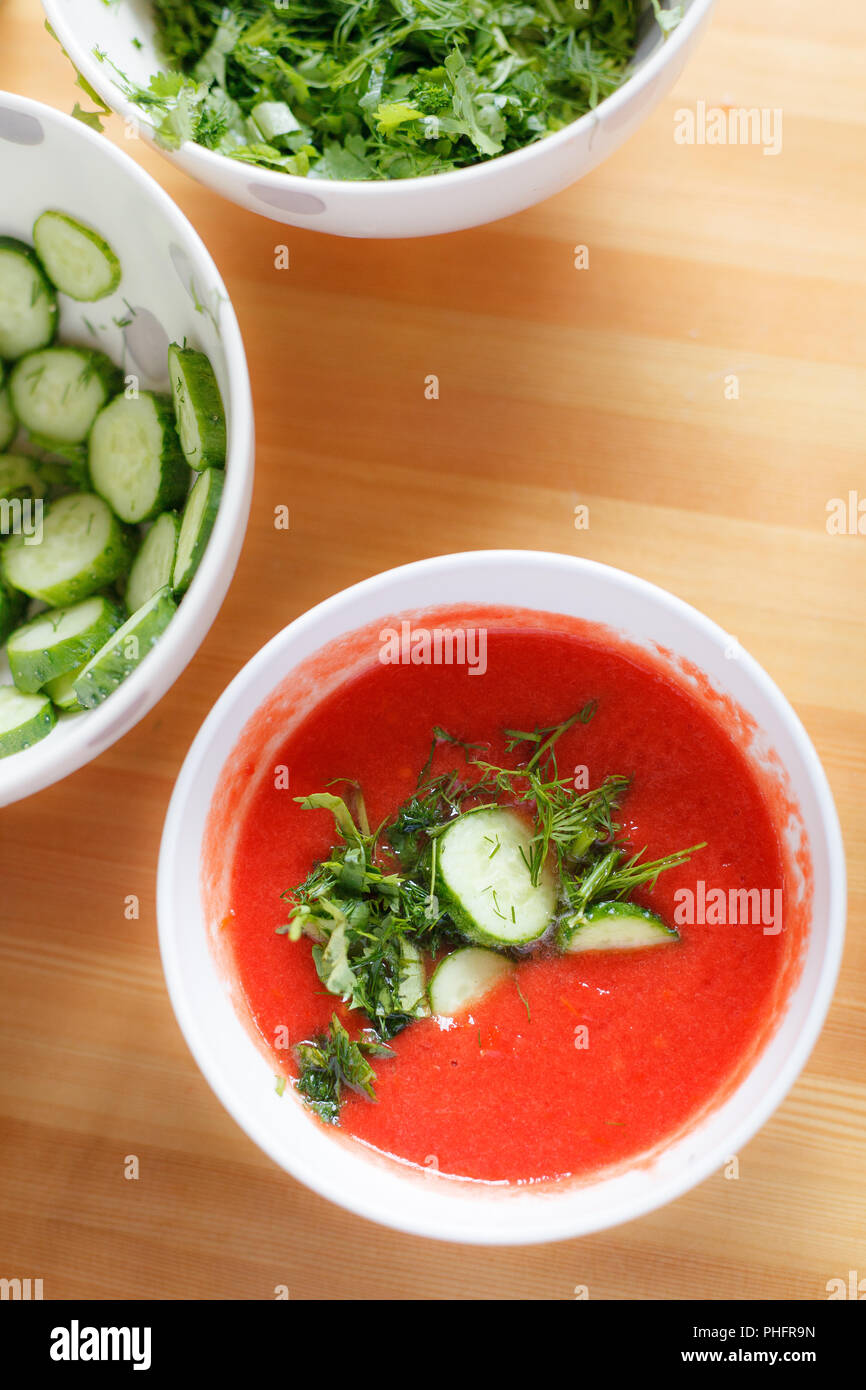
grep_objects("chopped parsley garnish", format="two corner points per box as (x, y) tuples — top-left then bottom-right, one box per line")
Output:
(95, 0), (680, 181)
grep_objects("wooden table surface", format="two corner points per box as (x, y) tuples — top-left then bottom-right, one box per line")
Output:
(0, 0), (864, 1301)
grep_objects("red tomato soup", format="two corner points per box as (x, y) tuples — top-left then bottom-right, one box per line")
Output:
(219, 615), (800, 1185)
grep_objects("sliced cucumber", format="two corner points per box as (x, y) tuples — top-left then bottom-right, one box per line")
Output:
(0, 685), (55, 757)
(44, 664), (87, 713)
(168, 343), (226, 471)
(172, 466), (223, 594)
(125, 511), (180, 614)
(556, 900), (679, 953)
(89, 392), (188, 524)
(428, 946), (514, 1017)
(0, 582), (26, 645)
(396, 939), (429, 1016)
(1, 492), (135, 606)
(9, 347), (121, 444)
(74, 586), (177, 708)
(436, 806), (558, 949)
(33, 211), (121, 302)
(0, 383), (17, 452)
(7, 594), (125, 693)
(0, 237), (58, 359)
(0, 452), (58, 502)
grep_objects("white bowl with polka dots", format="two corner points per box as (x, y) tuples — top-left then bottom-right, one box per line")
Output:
(0, 91), (254, 805)
(42, 0), (717, 238)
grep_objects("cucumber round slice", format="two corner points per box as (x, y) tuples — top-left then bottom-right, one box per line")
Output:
(32, 212), (121, 302)
(125, 511), (180, 614)
(74, 586), (177, 709)
(172, 466), (223, 594)
(0, 453), (57, 502)
(44, 664), (87, 713)
(0, 237), (58, 359)
(7, 594), (125, 693)
(10, 347), (121, 445)
(428, 946), (513, 1017)
(436, 806), (558, 948)
(0, 582), (27, 645)
(556, 900), (679, 953)
(168, 343), (226, 471)
(1, 492), (135, 606)
(89, 392), (188, 524)
(0, 685), (55, 757)
(0, 384), (17, 452)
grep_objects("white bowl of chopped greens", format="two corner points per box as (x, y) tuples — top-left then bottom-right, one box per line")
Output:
(0, 91), (253, 805)
(42, 0), (717, 238)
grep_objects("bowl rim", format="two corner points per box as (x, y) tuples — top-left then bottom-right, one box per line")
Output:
(42, 0), (718, 200)
(157, 548), (847, 1245)
(0, 89), (254, 806)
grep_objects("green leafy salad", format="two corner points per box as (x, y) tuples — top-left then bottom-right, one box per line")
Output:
(279, 705), (704, 1124)
(97, 0), (682, 181)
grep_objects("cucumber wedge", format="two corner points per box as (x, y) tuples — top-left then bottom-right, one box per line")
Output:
(556, 900), (679, 953)
(7, 594), (125, 693)
(396, 939), (429, 1016)
(436, 806), (558, 948)
(172, 466), (223, 594)
(44, 664), (87, 713)
(168, 343), (226, 471)
(10, 347), (121, 444)
(428, 946), (513, 1017)
(0, 582), (26, 645)
(0, 685), (55, 757)
(1, 492), (135, 606)
(125, 510), (180, 614)
(74, 586), (177, 708)
(89, 392), (188, 524)
(0, 383), (17, 452)
(0, 237), (58, 359)
(33, 211), (121, 302)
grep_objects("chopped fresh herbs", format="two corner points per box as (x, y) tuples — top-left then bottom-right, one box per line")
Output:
(279, 700), (704, 1123)
(294, 1015), (394, 1123)
(94, 0), (680, 181)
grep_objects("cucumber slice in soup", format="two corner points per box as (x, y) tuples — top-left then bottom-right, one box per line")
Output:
(0, 582), (27, 645)
(436, 806), (557, 948)
(396, 939), (429, 1016)
(0, 237), (58, 359)
(172, 466), (223, 594)
(168, 343), (226, 471)
(33, 212), (121, 302)
(10, 347), (121, 444)
(7, 594), (125, 693)
(125, 510), (180, 614)
(0, 384), (17, 452)
(556, 900), (679, 953)
(44, 664), (87, 713)
(0, 685), (55, 757)
(74, 586), (177, 708)
(428, 946), (514, 1017)
(89, 392), (187, 524)
(1, 492), (135, 606)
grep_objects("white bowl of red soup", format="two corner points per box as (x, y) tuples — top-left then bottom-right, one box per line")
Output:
(158, 551), (844, 1244)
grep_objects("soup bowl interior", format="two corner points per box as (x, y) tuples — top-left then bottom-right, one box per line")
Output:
(157, 551), (844, 1245)
(42, 0), (718, 238)
(0, 91), (253, 807)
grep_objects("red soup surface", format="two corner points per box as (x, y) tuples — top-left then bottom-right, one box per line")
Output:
(222, 620), (798, 1184)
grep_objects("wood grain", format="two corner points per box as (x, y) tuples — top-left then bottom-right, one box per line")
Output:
(0, 0), (864, 1300)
